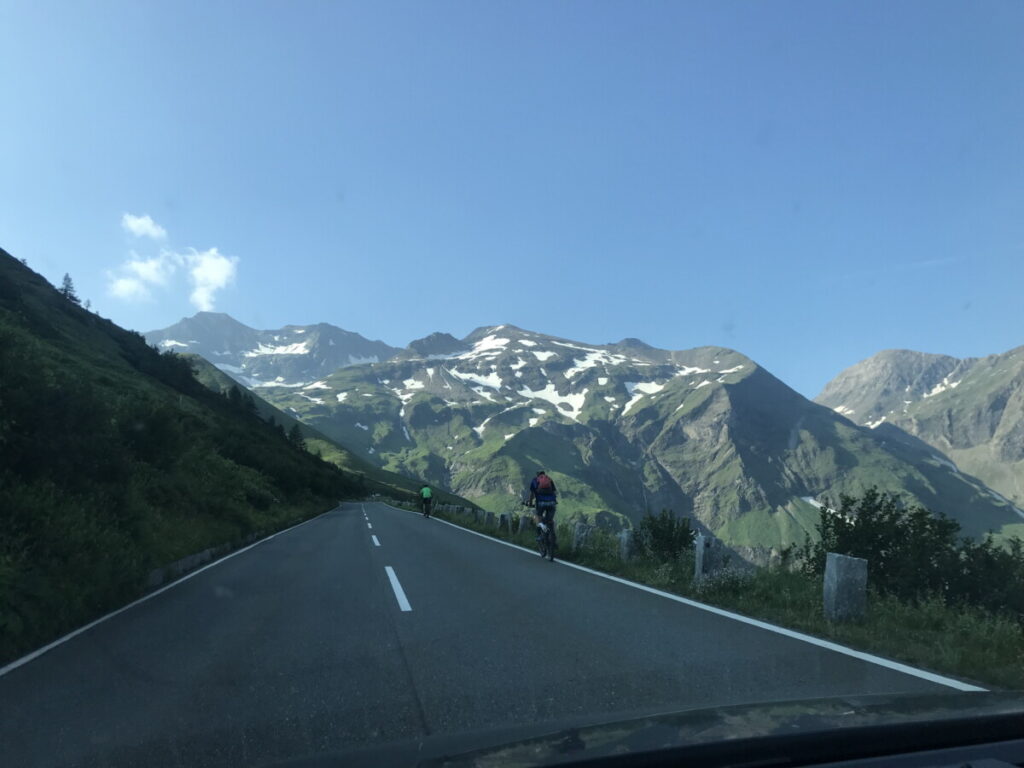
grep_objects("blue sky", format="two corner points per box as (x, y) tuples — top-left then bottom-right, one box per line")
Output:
(2, 1), (1022, 398)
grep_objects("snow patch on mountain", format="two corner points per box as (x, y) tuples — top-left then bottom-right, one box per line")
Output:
(336, 392), (348, 403)
(518, 384), (588, 420)
(459, 335), (510, 360)
(304, 381), (330, 390)
(833, 405), (856, 417)
(355, 422), (369, 431)
(623, 381), (665, 414)
(474, 388), (497, 402)
(160, 339), (189, 348)
(532, 351), (557, 362)
(244, 341), (310, 357)
(518, 339), (537, 347)
(923, 376), (962, 398)
(718, 365), (745, 374)
(450, 369), (503, 390)
(564, 349), (630, 378)
(675, 365), (711, 376)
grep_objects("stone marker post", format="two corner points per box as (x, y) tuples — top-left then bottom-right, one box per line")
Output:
(823, 552), (867, 622)
(694, 533), (707, 581)
(617, 530), (632, 560)
(572, 522), (590, 552)
(694, 533), (725, 582)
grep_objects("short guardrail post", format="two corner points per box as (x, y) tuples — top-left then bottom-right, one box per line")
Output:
(823, 552), (867, 622)
(694, 533), (725, 582)
(572, 522), (591, 552)
(617, 530), (632, 560)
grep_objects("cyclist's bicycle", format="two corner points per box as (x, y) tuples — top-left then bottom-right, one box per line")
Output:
(523, 501), (556, 561)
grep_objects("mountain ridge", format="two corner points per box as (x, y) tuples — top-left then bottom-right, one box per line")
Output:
(150, 318), (1020, 559)
(817, 345), (1024, 508)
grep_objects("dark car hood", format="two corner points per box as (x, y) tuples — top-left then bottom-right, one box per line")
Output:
(267, 690), (1024, 767)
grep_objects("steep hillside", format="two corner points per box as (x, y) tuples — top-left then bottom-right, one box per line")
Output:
(145, 312), (400, 386)
(250, 325), (1022, 557)
(818, 346), (1024, 509)
(0, 250), (362, 663)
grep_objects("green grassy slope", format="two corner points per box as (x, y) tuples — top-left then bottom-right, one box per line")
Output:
(188, 356), (475, 507)
(0, 250), (363, 663)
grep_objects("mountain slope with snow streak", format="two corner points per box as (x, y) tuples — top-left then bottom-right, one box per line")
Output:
(253, 324), (1022, 560)
(145, 312), (400, 387)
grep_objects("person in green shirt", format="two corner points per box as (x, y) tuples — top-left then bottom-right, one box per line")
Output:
(420, 484), (433, 518)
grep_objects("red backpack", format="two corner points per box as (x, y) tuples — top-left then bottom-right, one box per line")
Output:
(536, 474), (554, 493)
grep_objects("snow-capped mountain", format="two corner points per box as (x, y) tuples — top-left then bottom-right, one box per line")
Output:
(817, 346), (1024, 508)
(145, 312), (400, 387)
(250, 324), (1023, 560)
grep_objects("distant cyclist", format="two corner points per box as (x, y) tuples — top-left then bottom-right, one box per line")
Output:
(420, 484), (433, 518)
(527, 470), (557, 548)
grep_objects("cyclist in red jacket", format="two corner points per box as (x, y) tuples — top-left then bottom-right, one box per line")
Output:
(527, 470), (558, 546)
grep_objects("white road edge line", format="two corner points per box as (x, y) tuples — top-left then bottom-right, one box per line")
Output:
(372, 535), (381, 547)
(375, 502), (985, 693)
(385, 566), (412, 611)
(0, 506), (344, 678)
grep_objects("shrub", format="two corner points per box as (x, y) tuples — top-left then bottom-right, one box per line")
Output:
(633, 509), (695, 563)
(797, 487), (1024, 619)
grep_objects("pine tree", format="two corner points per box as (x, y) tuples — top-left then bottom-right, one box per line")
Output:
(288, 423), (306, 450)
(59, 273), (81, 305)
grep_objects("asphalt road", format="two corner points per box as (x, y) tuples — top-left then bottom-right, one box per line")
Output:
(0, 502), (953, 767)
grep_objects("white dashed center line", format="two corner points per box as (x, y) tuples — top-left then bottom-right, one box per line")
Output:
(384, 567), (411, 611)
(372, 535), (380, 547)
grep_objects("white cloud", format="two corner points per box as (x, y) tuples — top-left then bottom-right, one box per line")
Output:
(108, 275), (151, 301)
(121, 213), (167, 240)
(186, 248), (238, 311)
(108, 212), (239, 310)
(125, 253), (176, 285)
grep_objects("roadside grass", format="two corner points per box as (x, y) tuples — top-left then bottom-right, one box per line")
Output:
(389, 500), (1024, 690)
